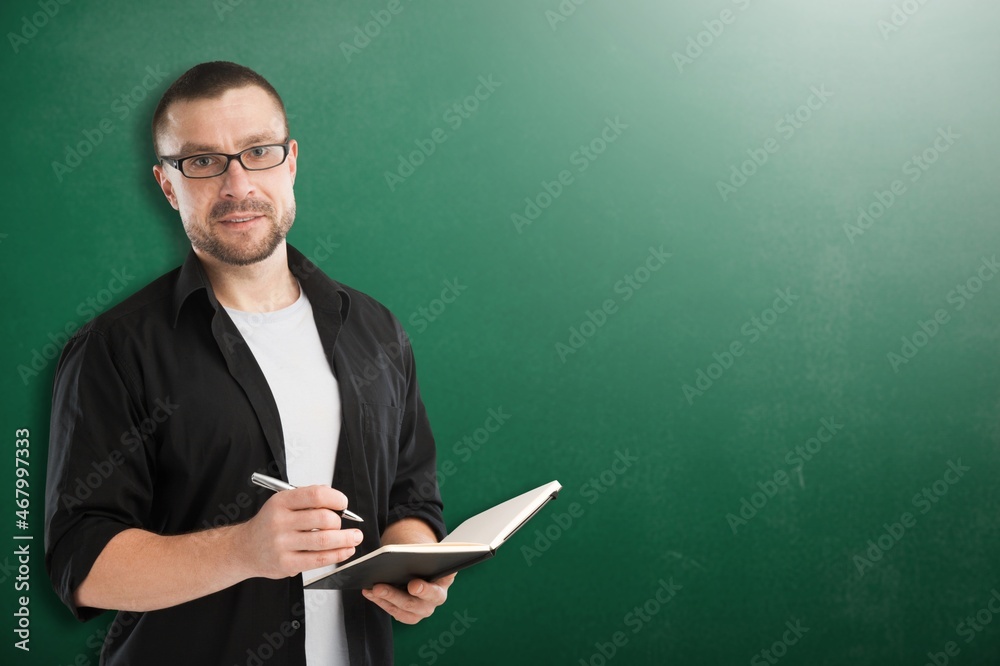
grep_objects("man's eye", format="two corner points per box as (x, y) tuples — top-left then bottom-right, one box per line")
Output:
(192, 156), (219, 168)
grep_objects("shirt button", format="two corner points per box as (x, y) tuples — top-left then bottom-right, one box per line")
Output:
(292, 620), (301, 630)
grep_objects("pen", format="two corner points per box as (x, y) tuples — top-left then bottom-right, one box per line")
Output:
(250, 472), (364, 523)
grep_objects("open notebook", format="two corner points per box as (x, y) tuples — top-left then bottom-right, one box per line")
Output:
(304, 480), (562, 590)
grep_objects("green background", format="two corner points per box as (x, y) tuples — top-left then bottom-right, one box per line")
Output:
(2, 0), (999, 664)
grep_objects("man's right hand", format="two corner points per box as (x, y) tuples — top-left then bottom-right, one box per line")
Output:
(74, 485), (363, 612)
(236, 485), (364, 579)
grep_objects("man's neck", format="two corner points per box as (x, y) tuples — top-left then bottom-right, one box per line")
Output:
(195, 242), (300, 313)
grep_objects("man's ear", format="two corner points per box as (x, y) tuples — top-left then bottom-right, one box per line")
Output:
(287, 139), (298, 187)
(152, 163), (180, 211)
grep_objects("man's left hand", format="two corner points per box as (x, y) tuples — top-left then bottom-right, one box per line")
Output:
(362, 573), (457, 624)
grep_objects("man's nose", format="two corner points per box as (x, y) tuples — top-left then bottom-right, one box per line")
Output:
(219, 158), (256, 199)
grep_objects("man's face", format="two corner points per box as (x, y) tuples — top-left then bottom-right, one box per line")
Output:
(153, 85), (297, 267)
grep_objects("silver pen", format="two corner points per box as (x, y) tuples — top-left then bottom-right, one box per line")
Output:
(250, 472), (364, 522)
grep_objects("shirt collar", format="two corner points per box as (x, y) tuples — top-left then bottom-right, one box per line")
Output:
(170, 243), (351, 328)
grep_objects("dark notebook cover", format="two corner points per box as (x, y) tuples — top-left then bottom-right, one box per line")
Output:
(304, 480), (561, 590)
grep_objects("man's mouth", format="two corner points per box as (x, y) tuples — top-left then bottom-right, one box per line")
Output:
(217, 214), (264, 226)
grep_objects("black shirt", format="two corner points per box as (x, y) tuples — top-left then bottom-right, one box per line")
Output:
(44, 244), (446, 666)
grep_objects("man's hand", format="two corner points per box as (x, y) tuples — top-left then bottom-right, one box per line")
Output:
(73, 485), (364, 612)
(235, 485), (364, 579)
(362, 573), (457, 625)
(363, 517), (456, 623)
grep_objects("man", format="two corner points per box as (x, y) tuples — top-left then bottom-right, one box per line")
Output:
(44, 61), (454, 666)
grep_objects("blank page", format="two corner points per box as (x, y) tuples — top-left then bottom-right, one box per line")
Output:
(443, 481), (562, 548)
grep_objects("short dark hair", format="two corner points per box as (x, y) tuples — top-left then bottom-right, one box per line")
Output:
(151, 61), (288, 155)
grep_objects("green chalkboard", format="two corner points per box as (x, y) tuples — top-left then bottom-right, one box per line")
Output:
(2, 0), (999, 664)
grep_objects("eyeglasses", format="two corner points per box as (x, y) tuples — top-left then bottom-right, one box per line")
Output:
(158, 141), (291, 179)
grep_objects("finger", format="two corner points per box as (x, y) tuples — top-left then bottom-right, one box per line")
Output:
(361, 590), (404, 622)
(430, 572), (457, 590)
(280, 485), (349, 512)
(374, 583), (433, 617)
(366, 596), (424, 624)
(286, 507), (342, 532)
(362, 586), (429, 625)
(286, 527), (363, 553)
(407, 578), (448, 605)
(288, 545), (358, 573)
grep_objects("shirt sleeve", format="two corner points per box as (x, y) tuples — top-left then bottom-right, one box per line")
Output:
(385, 323), (447, 541)
(44, 330), (156, 621)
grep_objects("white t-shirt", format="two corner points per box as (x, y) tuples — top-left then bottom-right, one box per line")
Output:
(224, 285), (349, 666)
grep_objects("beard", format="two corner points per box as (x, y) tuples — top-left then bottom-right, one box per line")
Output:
(183, 198), (295, 267)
